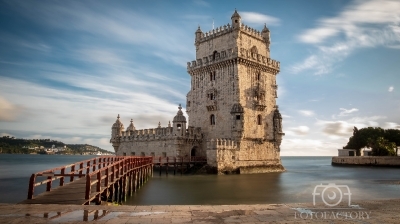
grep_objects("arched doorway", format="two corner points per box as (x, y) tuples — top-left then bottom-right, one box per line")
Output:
(191, 146), (197, 157)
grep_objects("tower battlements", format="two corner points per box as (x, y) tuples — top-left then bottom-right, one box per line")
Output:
(187, 49), (280, 72)
(187, 19), (279, 73)
(111, 120), (203, 143)
(196, 22), (265, 44)
(207, 138), (238, 150)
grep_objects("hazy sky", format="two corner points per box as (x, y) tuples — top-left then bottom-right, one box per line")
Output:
(1, 0), (399, 155)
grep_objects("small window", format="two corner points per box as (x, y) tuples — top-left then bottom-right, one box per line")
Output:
(213, 51), (218, 60)
(141, 152), (145, 157)
(151, 152), (155, 157)
(210, 72), (213, 81)
(162, 152), (167, 157)
(210, 114), (215, 125)
(236, 115), (241, 120)
(177, 124), (181, 130)
(257, 115), (262, 125)
(131, 152), (135, 156)
(257, 73), (260, 81)
(123, 152), (127, 156)
(235, 20), (238, 23)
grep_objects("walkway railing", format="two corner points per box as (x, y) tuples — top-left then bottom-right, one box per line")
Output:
(27, 156), (126, 199)
(85, 156), (152, 204)
(25, 156), (153, 205)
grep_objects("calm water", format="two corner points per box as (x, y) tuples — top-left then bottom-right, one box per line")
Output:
(0, 154), (399, 204)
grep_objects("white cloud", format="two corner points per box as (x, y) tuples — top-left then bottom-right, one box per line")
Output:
(241, 12), (280, 26)
(389, 86), (394, 92)
(339, 108), (359, 116)
(0, 76), (184, 151)
(384, 122), (400, 129)
(0, 96), (25, 122)
(318, 121), (354, 137)
(292, 0), (400, 75)
(0, 133), (15, 138)
(298, 110), (315, 117)
(281, 138), (342, 156)
(299, 27), (339, 44)
(298, 0), (400, 44)
(287, 126), (310, 136)
(317, 115), (386, 138)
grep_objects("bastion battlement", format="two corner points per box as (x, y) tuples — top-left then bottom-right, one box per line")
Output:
(207, 138), (238, 150)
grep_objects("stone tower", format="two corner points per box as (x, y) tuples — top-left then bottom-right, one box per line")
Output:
(186, 10), (285, 173)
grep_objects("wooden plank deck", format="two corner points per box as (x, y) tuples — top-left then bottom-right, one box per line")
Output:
(20, 177), (90, 205)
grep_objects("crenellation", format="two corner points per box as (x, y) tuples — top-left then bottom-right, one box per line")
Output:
(187, 48), (279, 72)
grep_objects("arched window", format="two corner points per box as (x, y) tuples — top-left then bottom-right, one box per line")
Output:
(250, 46), (258, 54)
(257, 73), (260, 81)
(210, 114), (215, 125)
(257, 115), (262, 125)
(210, 72), (213, 81)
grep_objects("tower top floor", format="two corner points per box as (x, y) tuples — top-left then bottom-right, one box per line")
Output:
(188, 10), (279, 74)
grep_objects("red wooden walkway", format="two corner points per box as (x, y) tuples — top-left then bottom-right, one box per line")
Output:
(20, 156), (153, 205)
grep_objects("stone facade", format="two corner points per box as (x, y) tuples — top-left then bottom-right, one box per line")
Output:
(110, 10), (285, 174)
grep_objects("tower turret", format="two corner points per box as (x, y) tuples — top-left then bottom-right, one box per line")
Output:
(261, 23), (271, 54)
(126, 119), (135, 132)
(172, 104), (187, 136)
(195, 26), (203, 42)
(231, 9), (241, 29)
(273, 107), (285, 149)
(110, 114), (124, 153)
(195, 26), (203, 52)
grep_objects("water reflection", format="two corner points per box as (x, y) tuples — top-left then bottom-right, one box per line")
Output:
(43, 210), (108, 222)
(126, 172), (284, 205)
(124, 157), (400, 205)
(26, 210), (167, 223)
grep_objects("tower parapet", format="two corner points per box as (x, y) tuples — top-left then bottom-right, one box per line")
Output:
(207, 138), (238, 150)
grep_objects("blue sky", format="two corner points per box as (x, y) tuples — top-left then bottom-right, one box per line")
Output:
(0, 0), (399, 156)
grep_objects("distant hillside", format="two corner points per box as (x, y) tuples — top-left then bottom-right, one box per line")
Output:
(0, 136), (114, 155)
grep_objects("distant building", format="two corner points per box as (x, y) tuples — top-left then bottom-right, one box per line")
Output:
(338, 149), (357, 157)
(110, 10), (285, 174)
(361, 147), (372, 156)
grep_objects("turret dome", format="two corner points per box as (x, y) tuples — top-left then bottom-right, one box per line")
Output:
(126, 119), (135, 132)
(262, 23), (270, 33)
(231, 9), (241, 19)
(112, 114), (124, 130)
(195, 25), (202, 33)
(173, 104), (187, 123)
